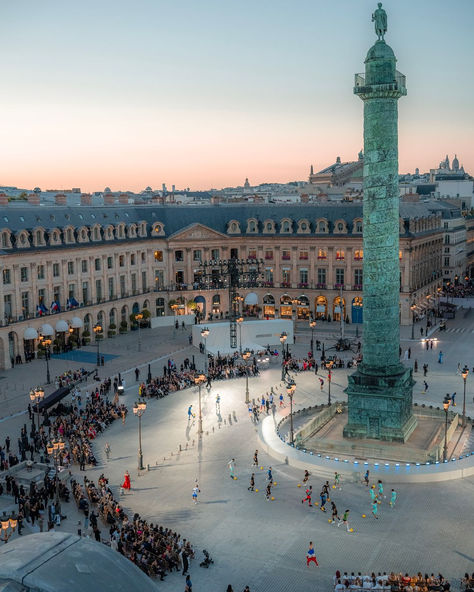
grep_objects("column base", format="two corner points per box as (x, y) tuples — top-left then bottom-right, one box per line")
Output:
(343, 365), (417, 443)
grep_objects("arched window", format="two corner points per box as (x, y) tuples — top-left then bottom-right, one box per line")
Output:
(36, 230), (43, 245)
(247, 219), (257, 233)
(281, 220), (291, 233)
(317, 220), (328, 233)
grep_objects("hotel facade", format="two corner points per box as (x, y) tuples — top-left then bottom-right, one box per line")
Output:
(0, 199), (444, 370)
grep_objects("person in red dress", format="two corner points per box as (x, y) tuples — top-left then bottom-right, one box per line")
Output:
(122, 471), (131, 491)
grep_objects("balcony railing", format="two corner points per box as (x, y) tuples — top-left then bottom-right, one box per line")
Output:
(353, 284), (363, 291)
(282, 255), (291, 260)
(334, 284), (345, 290)
(316, 283), (327, 289)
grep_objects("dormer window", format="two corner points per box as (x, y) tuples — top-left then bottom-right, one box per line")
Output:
(228, 220), (241, 234)
(247, 219), (258, 233)
(354, 220), (363, 233)
(281, 220), (291, 233)
(334, 219), (347, 234)
(317, 220), (328, 233)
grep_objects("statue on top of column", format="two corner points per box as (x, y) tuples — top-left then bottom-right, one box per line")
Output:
(372, 2), (387, 41)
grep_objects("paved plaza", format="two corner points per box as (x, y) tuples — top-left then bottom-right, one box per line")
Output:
(1, 315), (474, 591)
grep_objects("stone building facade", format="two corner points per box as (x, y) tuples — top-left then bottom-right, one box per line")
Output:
(0, 201), (443, 370)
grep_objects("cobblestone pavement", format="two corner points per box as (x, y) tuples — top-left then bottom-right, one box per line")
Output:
(1, 314), (473, 591)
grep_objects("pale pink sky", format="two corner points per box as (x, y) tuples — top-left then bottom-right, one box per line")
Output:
(0, 0), (472, 192)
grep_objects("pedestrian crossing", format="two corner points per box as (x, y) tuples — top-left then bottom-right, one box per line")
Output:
(443, 327), (474, 334)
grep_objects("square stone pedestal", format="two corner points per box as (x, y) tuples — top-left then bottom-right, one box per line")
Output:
(343, 364), (417, 443)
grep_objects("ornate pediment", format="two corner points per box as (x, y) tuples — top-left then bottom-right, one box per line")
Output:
(169, 223), (227, 242)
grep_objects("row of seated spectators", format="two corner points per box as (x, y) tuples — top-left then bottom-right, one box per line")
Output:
(54, 368), (89, 389)
(462, 573), (474, 592)
(139, 354), (259, 398)
(72, 475), (193, 581)
(333, 572), (451, 592)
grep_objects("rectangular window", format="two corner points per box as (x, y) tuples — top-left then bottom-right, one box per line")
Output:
(317, 249), (327, 259)
(336, 250), (345, 261)
(141, 252), (145, 262)
(335, 268), (345, 285)
(444, 257), (450, 266)
(264, 267), (273, 284)
(120, 275), (126, 297)
(81, 260), (88, 273)
(94, 258), (101, 271)
(96, 279), (102, 301)
(155, 270), (164, 289)
(282, 249), (291, 261)
(211, 248), (219, 260)
(142, 271), (147, 292)
(82, 281), (89, 303)
(282, 268), (291, 284)
(299, 250), (309, 260)
(175, 250), (183, 262)
(53, 286), (60, 303)
(248, 249), (257, 259)
(131, 273), (137, 293)
(130, 254), (136, 265)
(67, 261), (74, 275)
(354, 269), (363, 287)
(265, 249), (273, 260)
(107, 256), (113, 269)
(4, 295), (12, 318)
(119, 255), (125, 267)
(154, 250), (163, 262)
(108, 277), (115, 298)
(20, 267), (28, 282)
(68, 284), (75, 299)
(317, 268), (326, 285)
(299, 269), (308, 284)
(21, 291), (29, 316)
(193, 250), (202, 262)
(2, 269), (11, 284)
(52, 263), (60, 277)
(37, 265), (45, 280)
(38, 288), (45, 304)
(175, 271), (184, 284)
(354, 250), (363, 260)
(230, 248), (238, 259)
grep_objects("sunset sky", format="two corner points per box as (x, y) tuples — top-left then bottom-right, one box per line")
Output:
(1, 0), (472, 192)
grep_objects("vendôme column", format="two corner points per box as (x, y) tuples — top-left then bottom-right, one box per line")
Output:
(344, 4), (417, 442)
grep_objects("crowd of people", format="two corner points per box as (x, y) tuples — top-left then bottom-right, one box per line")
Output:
(136, 353), (259, 399)
(333, 571), (452, 592)
(462, 574), (474, 592)
(71, 473), (194, 581)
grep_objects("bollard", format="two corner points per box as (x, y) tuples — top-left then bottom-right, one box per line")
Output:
(179, 444), (182, 452)
(192, 439), (195, 446)
(212, 426), (215, 433)
(206, 431), (209, 436)
(224, 419), (226, 425)
(171, 452), (173, 457)
(147, 464), (150, 471)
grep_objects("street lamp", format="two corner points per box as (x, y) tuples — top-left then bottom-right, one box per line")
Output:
(236, 316), (244, 353)
(280, 331), (287, 380)
(242, 349), (251, 404)
(286, 379), (296, 444)
(410, 303), (416, 340)
(194, 373), (206, 435)
(443, 396), (450, 462)
(47, 438), (65, 505)
(135, 312), (143, 352)
(461, 365), (469, 428)
(0, 511), (18, 543)
(309, 319), (316, 357)
(201, 327), (209, 374)
(93, 322), (102, 366)
(133, 399), (147, 470)
(29, 386), (45, 431)
(39, 334), (52, 384)
(328, 369), (332, 405)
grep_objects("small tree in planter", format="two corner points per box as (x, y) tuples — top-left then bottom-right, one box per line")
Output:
(327, 314), (331, 322)
(119, 321), (128, 334)
(82, 329), (91, 344)
(108, 323), (116, 337)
